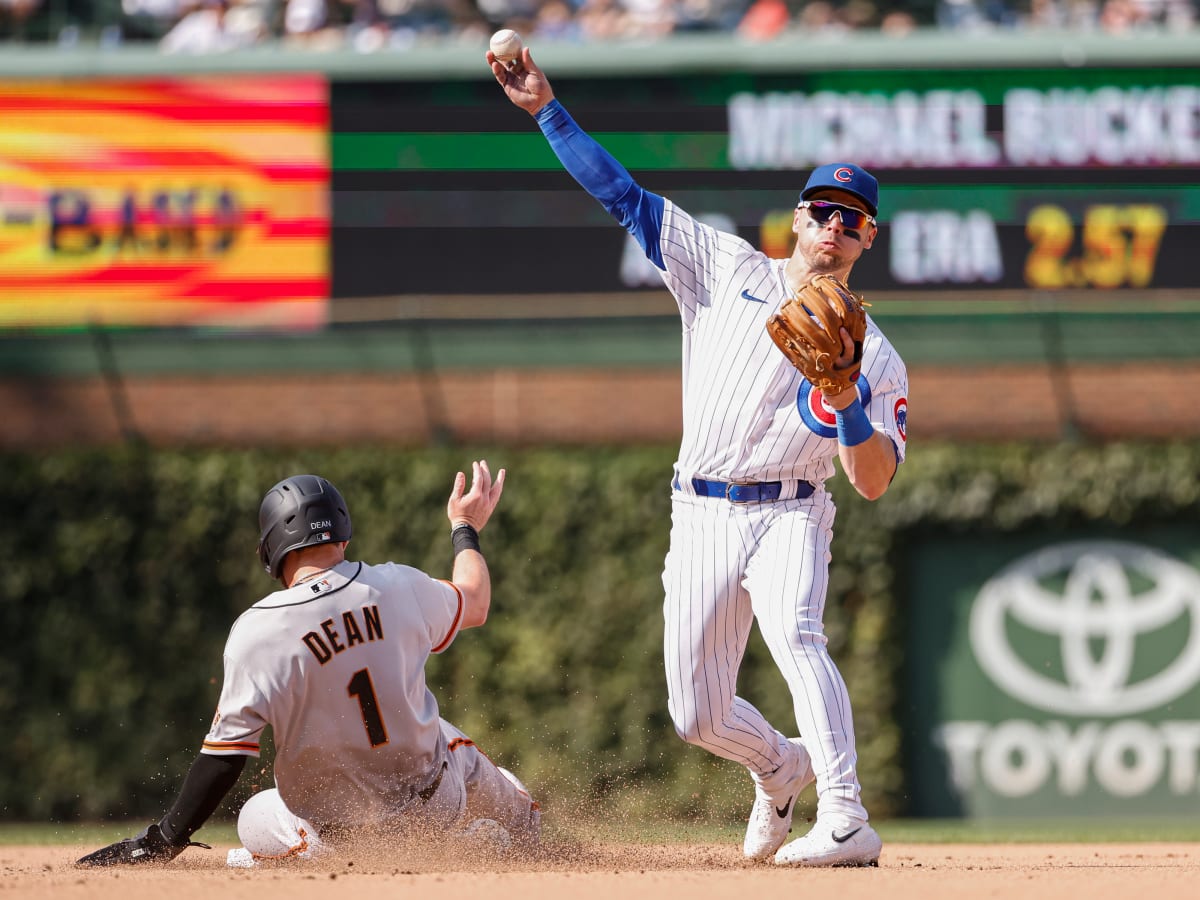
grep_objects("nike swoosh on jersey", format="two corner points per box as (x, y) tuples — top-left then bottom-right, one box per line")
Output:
(832, 826), (862, 843)
(775, 796), (793, 818)
(741, 289), (767, 303)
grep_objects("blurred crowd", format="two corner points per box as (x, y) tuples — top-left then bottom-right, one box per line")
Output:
(1, 0), (1196, 50)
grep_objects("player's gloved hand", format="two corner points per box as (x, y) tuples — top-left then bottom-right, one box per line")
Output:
(767, 275), (869, 395)
(76, 822), (210, 867)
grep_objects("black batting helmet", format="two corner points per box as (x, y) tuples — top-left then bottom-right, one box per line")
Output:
(257, 474), (353, 579)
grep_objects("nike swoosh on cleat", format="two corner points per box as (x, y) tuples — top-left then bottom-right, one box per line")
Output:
(741, 289), (767, 303)
(774, 796), (793, 818)
(831, 827), (862, 843)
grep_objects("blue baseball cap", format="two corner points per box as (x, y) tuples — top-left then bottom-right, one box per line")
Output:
(800, 163), (878, 217)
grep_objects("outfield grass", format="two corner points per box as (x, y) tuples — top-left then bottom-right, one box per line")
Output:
(9, 819), (1200, 848)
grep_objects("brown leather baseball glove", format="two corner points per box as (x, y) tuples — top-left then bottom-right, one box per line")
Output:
(766, 274), (869, 394)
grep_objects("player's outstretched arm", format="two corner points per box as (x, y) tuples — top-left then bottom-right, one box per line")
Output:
(76, 822), (206, 867)
(486, 44), (666, 269)
(488, 47), (554, 116)
(76, 753), (245, 867)
(447, 460), (506, 629)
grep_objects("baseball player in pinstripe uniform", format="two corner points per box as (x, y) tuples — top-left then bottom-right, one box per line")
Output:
(490, 49), (907, 867)
(78, 464), (540, 868)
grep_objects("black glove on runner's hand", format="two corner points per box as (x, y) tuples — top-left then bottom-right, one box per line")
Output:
(76, 822), (210, 867)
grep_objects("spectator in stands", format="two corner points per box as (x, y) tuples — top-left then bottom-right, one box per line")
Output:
(159, 0), (263, 51)
(938, 0), (1019, 28)
(380, 0), (464, 42)
(1094, 0), (1194, 29)
(879, 5), (916, 32)
(624, 0), (681, 36)
(1154, 0), (1198, 28)
(119, 0), (184, 41)
(795, 0), (849, 30)
(737, 0), (791, 39)
(677, 0), (749, 31)
(0, 0), (44, 37)
(476, 0), (542, 34)
(576, 0), (634, 37)
(6, 0), (1199, 49)
(443, 0), (493, 44)
(281, 0), (331, 46)
(533, 0), (584, 40)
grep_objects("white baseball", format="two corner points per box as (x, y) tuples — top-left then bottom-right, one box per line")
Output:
(489, 29), (523, 67)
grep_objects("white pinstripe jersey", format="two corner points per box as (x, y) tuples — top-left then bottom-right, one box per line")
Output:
(659, 199), (908, 487)
(201, 559), (464, 827)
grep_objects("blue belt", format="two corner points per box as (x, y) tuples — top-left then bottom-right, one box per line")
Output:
(683, 477), (815, 503)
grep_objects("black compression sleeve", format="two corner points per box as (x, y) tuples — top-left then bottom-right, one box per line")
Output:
(157, 753), (247, 845)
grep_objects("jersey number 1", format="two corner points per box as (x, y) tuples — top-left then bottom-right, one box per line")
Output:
(347, 668), (389, 747)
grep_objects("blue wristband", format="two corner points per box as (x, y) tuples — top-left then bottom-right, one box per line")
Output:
(835, 397), (875, 447)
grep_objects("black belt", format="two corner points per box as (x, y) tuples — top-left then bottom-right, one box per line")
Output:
(417, 761), (447, 803)
(682, 476), (815, 503)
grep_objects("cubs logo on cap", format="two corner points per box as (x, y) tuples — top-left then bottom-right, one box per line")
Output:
(800, 163), (879, 217)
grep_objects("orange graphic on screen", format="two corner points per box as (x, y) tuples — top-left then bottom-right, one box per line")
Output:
(0, 76), (329, 329)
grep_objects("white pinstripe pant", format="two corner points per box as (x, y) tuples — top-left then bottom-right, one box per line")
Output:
(662, 490), (868, 822)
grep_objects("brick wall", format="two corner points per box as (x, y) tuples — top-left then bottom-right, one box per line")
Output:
(2, 362), (1197, 449)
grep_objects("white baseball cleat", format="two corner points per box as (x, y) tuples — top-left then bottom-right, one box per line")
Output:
(742, 738), (816, 861)
(773, 819), (882, 867)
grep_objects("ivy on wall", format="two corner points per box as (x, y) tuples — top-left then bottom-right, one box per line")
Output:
(3, 441), (1197, 824)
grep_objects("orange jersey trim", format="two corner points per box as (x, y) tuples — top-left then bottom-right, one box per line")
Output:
(252, 827), (311, 861)
(432, 580), (464, 653)
(203, 739), (260, 754)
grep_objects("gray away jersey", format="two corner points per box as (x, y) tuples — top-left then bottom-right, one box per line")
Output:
(202, 559), (464, 827)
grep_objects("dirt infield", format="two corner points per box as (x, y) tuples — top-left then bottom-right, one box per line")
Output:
(6, 841), (1198, 900)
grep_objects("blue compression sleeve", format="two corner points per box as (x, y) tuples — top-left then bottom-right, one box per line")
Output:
(535, 100), (666, 269)
(835, 395), (876, 447)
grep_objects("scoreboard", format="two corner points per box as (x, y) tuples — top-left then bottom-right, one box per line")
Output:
(330, 65), (1199, 298)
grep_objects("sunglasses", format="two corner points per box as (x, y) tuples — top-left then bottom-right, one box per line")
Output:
(798, 200), (876, 231)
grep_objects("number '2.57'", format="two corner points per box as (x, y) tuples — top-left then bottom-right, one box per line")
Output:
(1025, 204), (1167, 289)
